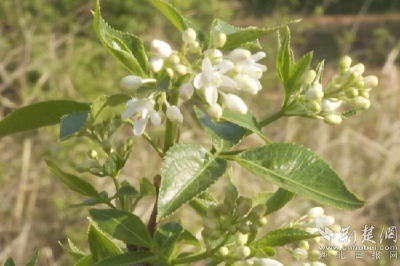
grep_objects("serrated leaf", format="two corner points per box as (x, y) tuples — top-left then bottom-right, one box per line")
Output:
(266, 188), (295, 215)
(209, 19), (292, 50)
(154, 222), (184, 258)
(5, 258), (16, 266)
(221, 109), (267, 142)
(45, 159), (104, 200)
(88, 223), (122, 263)
(0, 100), (89, 139)
(194, 106), (246, 152)
(315, 60), (325, 84)
(234, 143), (365, 210)
(148, 0), (205, 46)
(136, 70), (170, 97)
(60, 111), (89, 140)
(287, 51), (313, 95)
(70, 191), (109, 208)
(94, 0), (147, 76)
(179, 230), (201, 248)
(252, 191), (274, 207)
(59, 240), (86, 262)
(94, 251), (157, 266)
(277, 27), (291, 88)
(112, 186), (139, 199)
(74, 255), (92, 266)
(158, 144), (228, 221)
(90, 209), (154, 249)
(89, 94), (131, 125)
(26, 249), (40, 266)
(140, 177), (157, 197)
(252, 228), (317, 247)
(342, 109), (357, 118)
(189, 192), (218, 218)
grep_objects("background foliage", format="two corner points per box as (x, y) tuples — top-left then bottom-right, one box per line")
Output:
(0, 0), (399, 265)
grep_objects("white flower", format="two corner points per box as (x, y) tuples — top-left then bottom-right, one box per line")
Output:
(120, 76), (156, 91)
(149, 57), (164, 73)
(236, 51), (267, 78)
(321, 99), (342, 111)
(179, 83), (194, 100)
(293, 248), (308, 260)
(235, 246), (251, 260)
(214, 33), (227, 48)
(228, 49), (252, 63)
(309, 216), (335, 228)
(235, 74), (262, 95)
(349, 63), (365, 75)
(207, 103), (222, 120)
(252, 258), (283, 266)
(151, 40), (172, 58)
(308, 207), (324, 218)
(121, 98), (161, 135)
(182, 28), (197, 44)
(205, 49), (223, 64)
(352, 96), (370, 110)
(166, 105), (183, 124)
(327, 233), (344, 248)
(305, 86), (324, 101)
(222, 93), (248, 114)
(363, 75), (378, 87)
(193, 58), (236, 105)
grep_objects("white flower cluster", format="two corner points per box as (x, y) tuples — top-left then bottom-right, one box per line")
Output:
(300, 56), (378, 125)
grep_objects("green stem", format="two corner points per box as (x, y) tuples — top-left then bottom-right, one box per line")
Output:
(111, 175), (122, 209)
(259, 110), (285, 128)
(164, 89), (180, 154)
(143, 132), (164, 157)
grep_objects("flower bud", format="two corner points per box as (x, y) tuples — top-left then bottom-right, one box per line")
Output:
(355, 80), (365, 88)
(352, 96), (370, 110)
(360, 91), (369, 99)
(250, 223), (259, 234)
(201, 229), (211, 239)
(219, 246), (229, 256)
(151, 40), (172, 58)
(166, 105), (183, 124)
(211, 230), (221, 240)
(253, 258), (283, 266)
(324, 115), (342, 125)
(179, 83), (194, 101)
(87, 150), (98, 159)
(203, 218), (219, 231)
(340, 56), (352, 70)
(220, 217), (232, 231)
(306, 101), (322, 113)
(207, 205), (219, 219)
(149, 57), (164, 73)
(229, 225), (237, 235)
(189, 41), (200, 53)
(166, 67), (174, 78)
(252, 204), (267, 216)
(305, 89), (324, 101)
(239, 224), (250, 234)
(175, 64), (187, 76)
(228, 49), (251, 63)
(363, 75), (378, 87)
(126, 138), (135, 149)
(207, 103), (223, 120)
(182, 28), (196, 44)
(321, 99), (342, 112)
(76, 163), (90, 173)
(168, 54), (180, 65)
(308, 207), (324, 218)
(349, 71), (361, 82)
(310, 215), (335, 228)
(205, 49), (223, 64)
(222, 94), (248, 114)
(349, 63), (365, 75)
(236, 233), (249, 246)
(332, 224), (341, 233)
(310, 249), (320, 260)
(345, 88), (359, 98)
(102, 139), (113, 153)
(224, 190), (237, 206)
(237, 199), (252, 216)
(293, 248), (308, 260)
(115, 140), (126, 154)
(120, 75), (142, 90)
(299, 240), (310, 250)
(217, 203), (230, 215)
(235, 246), (251, 260)
(304, 70), (316, 84)
(214, 33), (227, 48)
(311, 262), (327, 266)
(256, 217), (268, 227)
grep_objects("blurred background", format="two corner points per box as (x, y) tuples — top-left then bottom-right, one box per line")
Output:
(1, 0), (399, 265)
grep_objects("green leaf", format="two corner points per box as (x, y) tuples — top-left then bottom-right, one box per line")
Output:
(90, 209), (154, 249)
(154, 222), (184, 258)
(234, 143), (366, 210)
(60, 111), (89, 140)
(140, 177), (157, 197)
(342, 109), (357, 118)
(194, 106), (246, 152)
(189, 192), (218, 218)
(158, 144), (228, 221)
(94, 251), (157, 266)
(266, 188), (295, 215)
(209, 19), (291, 50)
(88, 223), (122, 263)
(94, 0), (147, 76)
(0, 100), (89, 139)
(112, 186), (139, 199)
(277, 27), (292, 88)
(287, 51), (313, 95)
(315, 60), (325, 84)
(148, 0), (205, 46)
(45, 159), (104, 200)
(5, 258), (16, 266)
(26, 249), (40, 266)
(89, 94), (131, 126)
(74, 255), (92, 266)
(70, 191), (109, 208)
(179, 230), (202, 249)
(252, 228), (317, 247)
(221, 109), (267, 142)
(252, 192), (274, 207)
(59, 239), (87, 262)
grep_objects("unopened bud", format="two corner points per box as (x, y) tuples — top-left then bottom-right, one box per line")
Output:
(321, 99), (342, 112)
(239, 224), (250, 234)
(252, 204), (267, 216)
(214, 33), (227, 48)
(120, 75), (142, 90)
(324, 114), (342, 125)
(180, 83), (194, 101)
(256, 217), (268, 227)
(217, 203), (230, 215)
(293, 248), (308, 260)
(352, 96), (370, 110)
(166, 105), (183, 124)
(189, 41), (200, 53)
(102, 140), (113, 153)
(345, 88), (359, 98)
(236, 233), (249, 246)
(308, 207), (324, 218)
(207, 103), (223, 120)
(306, 101), (322, 113)
(304, 70), (316, 84)
(228, 49), (251, 63)
(76, 163), (90, 173)
(220, 218), (232, 231)
(115, 140), (126, 154)
(360, 91), (369, 99)
(151, 40), (172, 58)
(175, 64), (187, 76)
(168, 54), (180, 65)
(205, 49), (223, 64)
(207, 205), (219, 219)
(350, 63), (365, 75)
(250, 223), (259, 234)
(126, 138), (135, 149)
(310, 215), (335, 228)
(229, 225), (237, 235)
(237, 199), (252, 216)
(253, 258), (283, 266)
(235, 246), (251, 260)
(203, 218), (219, 231)
(299, 240), (310, 250)
(310, 250), (320, 260)
(182, 28), (197, 44)
(224, 190), (237, 206)
(363, 75), (378, 87)
(149, 57), (164, 73)
(340, 56), (352, 71)
(87, 150), (98, 159)
(305, 89), (324, 101)
(222, 93), (248, 114)
(211, 230), (221, 240)
(219, 246), (229, 256)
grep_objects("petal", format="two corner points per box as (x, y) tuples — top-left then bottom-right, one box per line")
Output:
(193, 73), (204, 89)
(216, 59), (234, 74)
(253, 62), (267, 72)
(121, 107), (135, 120)
(150, 110), (162, 125)
(202, 58), (213, 72)
(133, 117), (149, 136)
(204, 86), (218, 105)
(220, 75), (237, 88)
(250, 52), (266, 62)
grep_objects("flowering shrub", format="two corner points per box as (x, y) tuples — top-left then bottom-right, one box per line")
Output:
(0, 0), (379, 265)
